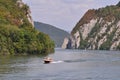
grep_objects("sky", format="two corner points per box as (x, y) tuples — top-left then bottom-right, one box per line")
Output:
(22, 0), (119, 31)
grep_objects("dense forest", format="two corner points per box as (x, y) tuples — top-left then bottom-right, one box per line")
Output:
(0, 0), (54, 55)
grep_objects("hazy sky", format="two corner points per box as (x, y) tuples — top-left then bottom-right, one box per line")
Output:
(22, 0), (119, 31)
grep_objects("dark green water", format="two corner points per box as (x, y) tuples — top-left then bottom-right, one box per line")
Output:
(0, 48), (120, 80)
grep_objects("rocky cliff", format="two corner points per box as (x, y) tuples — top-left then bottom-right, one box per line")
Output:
(62, 2), (120, 50)
(16, 0), (34, 26)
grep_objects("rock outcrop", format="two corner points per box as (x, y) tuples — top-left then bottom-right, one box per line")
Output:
(62, 37), (69, 49)
(62, 2), (120, 50)
(17, 0), (34, 26)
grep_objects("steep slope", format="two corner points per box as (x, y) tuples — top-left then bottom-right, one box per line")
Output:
(0, 0), (54, 55)
(62, 2), (120, 50)
(34, 22), (70, 47)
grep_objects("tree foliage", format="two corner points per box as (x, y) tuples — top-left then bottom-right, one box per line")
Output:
(0, 0), (55, 55)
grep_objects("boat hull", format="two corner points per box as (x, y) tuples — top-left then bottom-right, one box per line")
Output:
(44, 60), (51, 64)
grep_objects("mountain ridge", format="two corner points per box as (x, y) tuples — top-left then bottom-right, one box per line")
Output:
(62, 2), (120, 50)
(34, 21), (70, 47)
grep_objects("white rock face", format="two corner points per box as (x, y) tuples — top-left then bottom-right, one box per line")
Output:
(108, 25), (114, 35)
(98, 36), (107, 49)
(16, 0), (24, 8)
(27, 12), (34, 26)
(117, 21), (120, 27)
(62, 37), (69, 49)
(16, 0), (34, 27)
(110, 21), (120, 50)
(110, 40), (120, 50)
(73, 31), (80, 48)
(99, 24), (107, 34)
(80, 19), (98, 40)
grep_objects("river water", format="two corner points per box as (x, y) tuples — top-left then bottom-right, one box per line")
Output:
(0, 48), (120, 80)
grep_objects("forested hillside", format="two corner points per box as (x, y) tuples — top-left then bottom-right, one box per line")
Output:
(0, 0), (54, 55)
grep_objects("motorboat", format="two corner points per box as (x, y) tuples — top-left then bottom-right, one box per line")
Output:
(44, 57), (53, 64)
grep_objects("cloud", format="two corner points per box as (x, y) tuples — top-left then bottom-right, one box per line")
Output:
(22, 0), (119, 31)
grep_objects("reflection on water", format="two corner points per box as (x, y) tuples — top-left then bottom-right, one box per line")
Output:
(0, 49), (120, 80)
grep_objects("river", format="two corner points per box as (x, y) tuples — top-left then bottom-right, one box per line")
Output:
(0, 48), (120, 80)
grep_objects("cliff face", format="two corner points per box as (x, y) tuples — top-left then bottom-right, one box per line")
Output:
(0, 0), (34, 27)
(16, 0), (34, 26)
(62, 3), (120, 50)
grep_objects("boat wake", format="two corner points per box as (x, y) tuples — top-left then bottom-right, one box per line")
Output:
(51, 61), (64, 63)
(64, 59), (86, 63)
(50, 59), (86, 64)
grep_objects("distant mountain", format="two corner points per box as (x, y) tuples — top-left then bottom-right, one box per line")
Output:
(34, 22), (70, 47)
(62, 2), (120, 50)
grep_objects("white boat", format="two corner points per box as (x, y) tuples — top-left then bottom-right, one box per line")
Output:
(44, 57), (53, 64)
